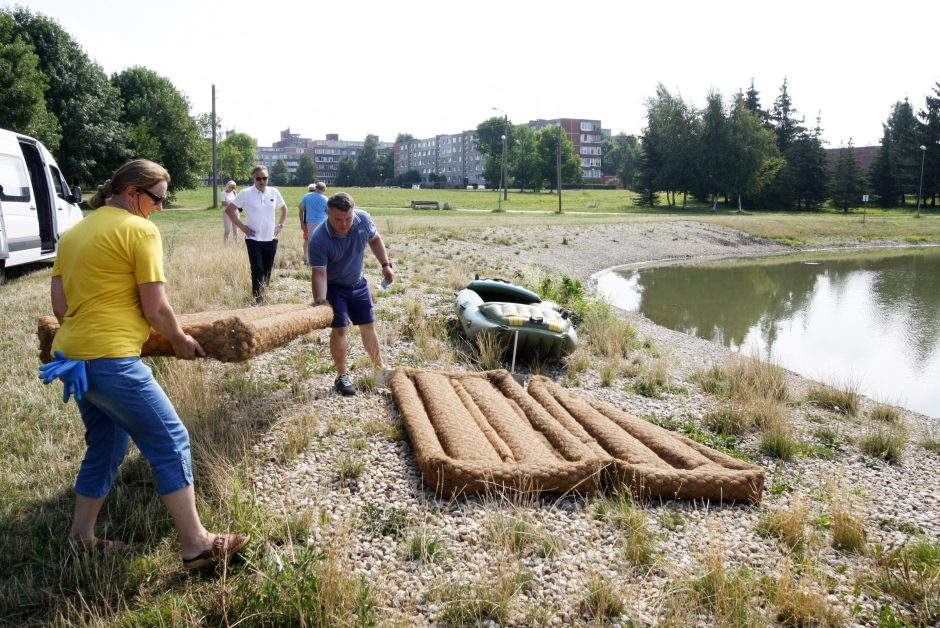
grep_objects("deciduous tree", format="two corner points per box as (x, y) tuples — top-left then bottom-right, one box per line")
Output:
(509, 124), (540, 191)
(726, 94), (784, 210)
(354, 134), (380, 186)
(270, 158), (289, 187)
(112, 66), (207, 191)
(9, 8), (128, 186)
(536, 125), (582, 192)
(218, 132), (256, 184)
(335, 157), (355, 186)
(475, 116), (513, 188)
(0, 13), (60, 148)
(292, 154), (316, 186)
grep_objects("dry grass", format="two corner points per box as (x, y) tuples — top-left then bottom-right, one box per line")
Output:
(869, 400), (902, 424)
(592, 492), (657, 568)
(674, 545), (759, 627)
(579, 572), (626, 621)
(830, 490), (868, 554)
(487, 513), (564, 558)
(432, 565), (531, 626)
(473, 330), (508, 371)
(771, 562), (844, 626)
(580, 299), (636, 360)
(756, 498), (809, 554)
(564, 347), (594, 374)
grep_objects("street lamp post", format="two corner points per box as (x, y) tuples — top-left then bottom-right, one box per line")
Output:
(917, 145), (927, 216)
(492, 107), (509, 201)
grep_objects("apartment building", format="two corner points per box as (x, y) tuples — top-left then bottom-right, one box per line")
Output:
(305, 133), (393, 186)
(256, 129), (392, 186)
(395, 130), (486, 186)
(527, 118), (604, 181)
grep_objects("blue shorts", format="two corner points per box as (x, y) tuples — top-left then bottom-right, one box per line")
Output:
(74, 357), (194, 498)
(327, 276), (375, 328)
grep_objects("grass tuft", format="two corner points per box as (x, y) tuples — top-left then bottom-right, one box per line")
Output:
(859, 424), (907, 464)
(806, 381), (861, 416)
(579, 572), (626, 621)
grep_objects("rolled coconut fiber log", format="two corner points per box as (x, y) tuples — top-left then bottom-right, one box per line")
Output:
(38, 303), (333, 363)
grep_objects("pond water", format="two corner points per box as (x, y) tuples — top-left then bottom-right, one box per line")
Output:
(597, 248), (940, 418)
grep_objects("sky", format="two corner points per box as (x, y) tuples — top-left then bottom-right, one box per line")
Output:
(14, 0), (940, 149)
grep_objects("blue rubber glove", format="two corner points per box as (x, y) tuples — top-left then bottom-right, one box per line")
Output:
(38, 350), (88, 403)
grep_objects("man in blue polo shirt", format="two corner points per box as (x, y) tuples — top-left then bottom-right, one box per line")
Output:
(298, 182), (328, 263)
(309, 192), (394, 396)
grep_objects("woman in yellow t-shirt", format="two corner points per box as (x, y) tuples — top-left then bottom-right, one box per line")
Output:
(48, 159), (247, 570)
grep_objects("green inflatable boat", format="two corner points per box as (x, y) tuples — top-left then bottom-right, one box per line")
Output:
(455, 278), (578, 359)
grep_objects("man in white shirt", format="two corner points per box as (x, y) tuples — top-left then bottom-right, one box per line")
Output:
(224, 165), (288, 303)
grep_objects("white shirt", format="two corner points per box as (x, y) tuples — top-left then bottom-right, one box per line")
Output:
(221, 189), (237, 210)
(231, 186), (286, 241)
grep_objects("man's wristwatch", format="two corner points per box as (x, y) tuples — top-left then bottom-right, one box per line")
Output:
(277, 223), (284, 229)
(382, 262), (393, 269)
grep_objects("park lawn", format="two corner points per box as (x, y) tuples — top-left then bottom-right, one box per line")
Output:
(167, 186), (668, 213)
(149, 200), (940, 250)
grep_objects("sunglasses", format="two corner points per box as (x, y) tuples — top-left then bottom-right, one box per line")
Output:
(138, 188), (167, 205)
(255, 176), (268, 181)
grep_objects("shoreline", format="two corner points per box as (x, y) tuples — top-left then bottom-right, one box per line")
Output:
(248, 219), (939, 626)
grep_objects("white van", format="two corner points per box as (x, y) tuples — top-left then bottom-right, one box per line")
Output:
(0, 128), (84, 284)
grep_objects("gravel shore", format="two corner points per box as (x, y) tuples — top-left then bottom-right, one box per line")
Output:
(249, 219), (939, 626)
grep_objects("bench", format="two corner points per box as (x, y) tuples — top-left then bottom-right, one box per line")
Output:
(410, 200), (440, 210)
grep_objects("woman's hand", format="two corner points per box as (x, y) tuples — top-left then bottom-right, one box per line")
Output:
(172, 334), (205, 360)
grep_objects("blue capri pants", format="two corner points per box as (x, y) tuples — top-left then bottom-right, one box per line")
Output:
(74, 357), (194, 498)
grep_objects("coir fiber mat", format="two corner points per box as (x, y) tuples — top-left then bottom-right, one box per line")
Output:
(38, 303), (333, 363)
(391, 368), (764, 503)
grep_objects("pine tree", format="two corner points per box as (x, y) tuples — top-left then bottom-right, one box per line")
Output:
(770, 77), (805, 153)
(787, 117), (829, 210)
(830, 140), (866, 212)
(631, 145), (660, 207)
(744, 78), (770, 126)
(887, 99), (920, 202)
(869, 126), (898, 207)
(919, 82), (940, 206)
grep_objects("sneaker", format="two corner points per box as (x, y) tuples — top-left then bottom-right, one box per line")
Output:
(334, 374), (356, 396)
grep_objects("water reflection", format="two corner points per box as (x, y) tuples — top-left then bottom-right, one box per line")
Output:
(597, 248), (940, 418)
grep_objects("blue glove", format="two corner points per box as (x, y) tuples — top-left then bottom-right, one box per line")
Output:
(38, 350), (88, 403)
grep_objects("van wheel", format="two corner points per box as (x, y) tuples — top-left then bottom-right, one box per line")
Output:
(0, 260), (5, 285)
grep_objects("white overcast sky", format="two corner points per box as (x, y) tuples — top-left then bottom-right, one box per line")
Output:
(14, 0), (940, 148)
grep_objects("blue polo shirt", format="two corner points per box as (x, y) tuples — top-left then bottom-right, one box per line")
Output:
(308, 209), (377, 286)
(300, 192), (328, 225)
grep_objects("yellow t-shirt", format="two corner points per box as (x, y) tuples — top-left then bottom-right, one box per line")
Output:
(51, 205), (166, 359)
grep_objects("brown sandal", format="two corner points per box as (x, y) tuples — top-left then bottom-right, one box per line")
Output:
(182, 533), (249, 570)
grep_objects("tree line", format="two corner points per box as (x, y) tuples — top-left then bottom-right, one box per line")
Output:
(616, 79), (940, 210)
(474, 119), (583, 191)
(0, 8), (221, 193)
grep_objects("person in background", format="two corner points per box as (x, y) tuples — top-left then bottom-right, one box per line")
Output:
(44, 159), (248, 570)
(224, 165), (288, 304)
(221, 180), (239, 243)
(298, 182), (328, 263)
(308, 192), (394, 396)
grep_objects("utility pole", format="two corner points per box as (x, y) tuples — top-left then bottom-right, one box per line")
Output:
(502, 114), (508, 201)
(556, 126), (563, 214)
(211, 84), (218, 209)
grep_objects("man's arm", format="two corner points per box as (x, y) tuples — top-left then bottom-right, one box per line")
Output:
(368, 235), (394, 285)
(298, 201), (306, 228)
(138, 282), (205, 360)
(311, 267), (328, 305)
(226, 204), (255, 237)
(51, 275), (67, 324)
